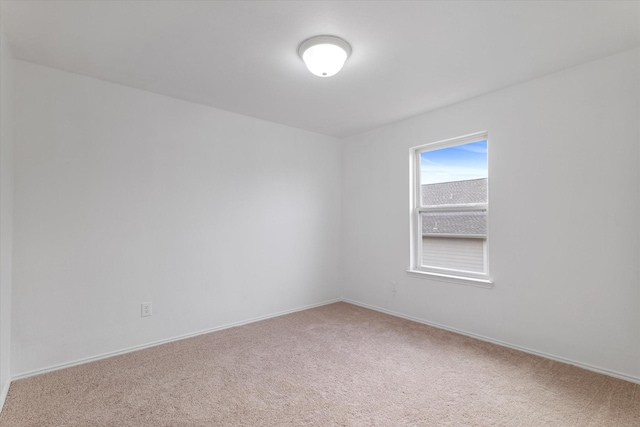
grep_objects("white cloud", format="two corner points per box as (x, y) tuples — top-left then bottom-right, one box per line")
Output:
(421, 165), (487, 184)
(453, 144), (487, 154)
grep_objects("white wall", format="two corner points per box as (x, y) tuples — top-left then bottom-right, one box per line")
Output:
(342, 49), (640, 380)
(7, 45), (639, 384)
(0, 29), (15, 407)
(12, 61), (343, 376)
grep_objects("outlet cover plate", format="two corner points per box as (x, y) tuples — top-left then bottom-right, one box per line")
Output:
(141, 302), (152, 317)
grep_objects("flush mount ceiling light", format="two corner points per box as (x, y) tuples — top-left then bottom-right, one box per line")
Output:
(298, 35), (352, 77)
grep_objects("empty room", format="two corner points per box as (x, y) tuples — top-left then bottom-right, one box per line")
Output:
(0, 1), (639, 425)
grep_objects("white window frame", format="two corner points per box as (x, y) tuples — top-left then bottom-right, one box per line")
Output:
(407, 131), (492, 287)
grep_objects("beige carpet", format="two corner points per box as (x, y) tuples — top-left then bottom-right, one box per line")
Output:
(1, 302), (638, 426)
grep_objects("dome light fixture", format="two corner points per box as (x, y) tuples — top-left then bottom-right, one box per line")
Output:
(298, 35), (352, 77)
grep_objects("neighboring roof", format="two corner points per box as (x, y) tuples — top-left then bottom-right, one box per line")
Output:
(421, 178), (487, 206)
(422, 211), (486, 237)
(421, 178), (487, 237)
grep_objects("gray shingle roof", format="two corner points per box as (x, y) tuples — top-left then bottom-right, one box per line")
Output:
(422, 211), (486, 237)
(421, 178), (487, 206)
(421, 178), (487, 237)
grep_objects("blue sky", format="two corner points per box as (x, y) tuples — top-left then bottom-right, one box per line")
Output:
(420, 140), (487, 184)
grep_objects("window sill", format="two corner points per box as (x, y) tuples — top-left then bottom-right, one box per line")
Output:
(406, 269), (493, 288)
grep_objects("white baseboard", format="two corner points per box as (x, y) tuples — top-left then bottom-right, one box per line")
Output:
(343, 298), (640, 385)
(8, 297), (640, 388)
(11, 298), (341, 382)
(0, 377), (10, 415)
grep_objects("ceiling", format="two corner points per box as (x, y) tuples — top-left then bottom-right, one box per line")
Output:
(1, 1), (638, 138)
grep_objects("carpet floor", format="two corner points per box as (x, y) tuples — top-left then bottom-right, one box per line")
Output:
(0, 302), (638, 426)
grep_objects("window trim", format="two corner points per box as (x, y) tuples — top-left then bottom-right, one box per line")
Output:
(408, 131), (493, 286)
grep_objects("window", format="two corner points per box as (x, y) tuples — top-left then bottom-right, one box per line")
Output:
(409, 132), (491, 285)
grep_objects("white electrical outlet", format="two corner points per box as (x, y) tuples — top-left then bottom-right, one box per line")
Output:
(141, 302), (152, 317)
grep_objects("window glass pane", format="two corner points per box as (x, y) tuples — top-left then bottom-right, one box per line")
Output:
(417, 138), (488, 275)
(420, 140), (487, 207)
(420, 210), (486, 272)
